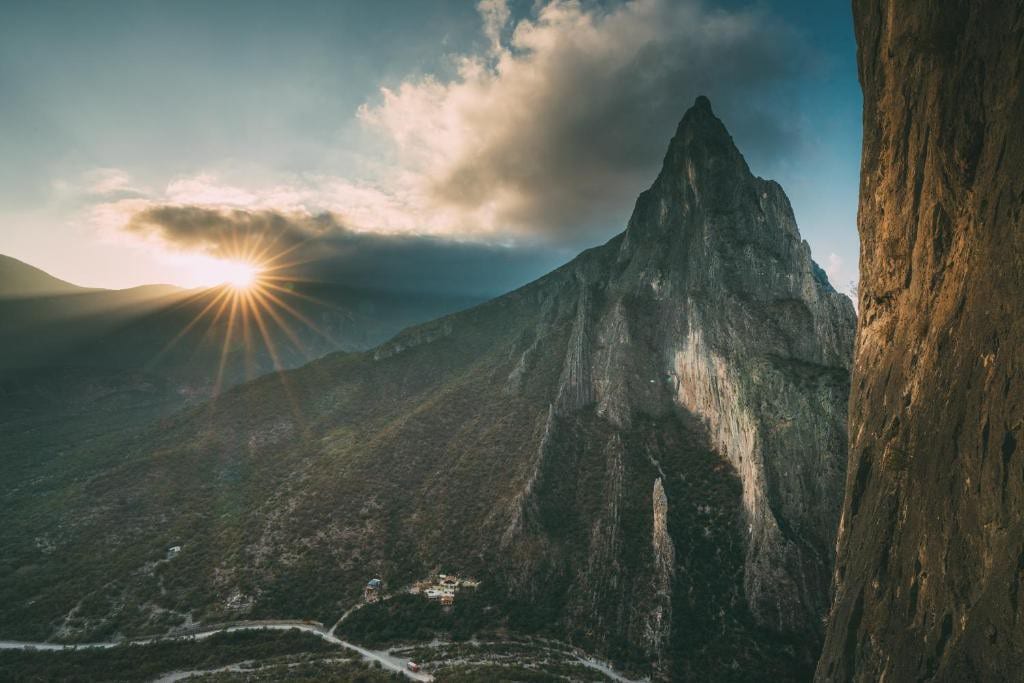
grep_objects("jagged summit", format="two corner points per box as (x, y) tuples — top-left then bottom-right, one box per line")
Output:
(673, 94), (731, 141)
(651, 95), (750, 193)
(692, 93), (713, 112)
(621, 96), (813, 307)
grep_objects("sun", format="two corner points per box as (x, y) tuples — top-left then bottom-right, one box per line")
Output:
(188, 258), (261, 291)
(158, 244), (339, 397)
(221, 261), (259, 290)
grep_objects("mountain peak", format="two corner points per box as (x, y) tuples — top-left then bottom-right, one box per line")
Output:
(633, 96), (752, 211)
(677, 95), (728, 137)
(623, 95), (757, 246)
(665, 95), (744, 171)
(691, 94), (713, 114)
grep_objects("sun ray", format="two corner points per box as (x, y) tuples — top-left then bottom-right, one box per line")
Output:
(240, 289), (257, 379)
(249, 294), (285, 372)
(253, 290), (309, 356)
(214, 290), (242, 395)
(259, 280), (337, 308)
(248, 294), (310, 430)
(257, 285), (338, 346)
(146, 235), (354, 404)
(145, 286), (232, 372)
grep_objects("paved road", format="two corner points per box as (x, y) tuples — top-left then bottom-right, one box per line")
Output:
(0, 640), (118, 651)
(574, 655), (647, 683)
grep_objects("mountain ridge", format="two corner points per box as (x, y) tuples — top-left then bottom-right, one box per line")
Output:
(0, 97), (855, 680)
(0, 254), (94, 298)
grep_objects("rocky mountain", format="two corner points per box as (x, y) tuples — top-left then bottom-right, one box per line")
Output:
(816, 2), (1024, 681)
(0, 98), (855, 680)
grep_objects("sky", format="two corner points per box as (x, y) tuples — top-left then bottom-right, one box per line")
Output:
(0, 0), (861, 297)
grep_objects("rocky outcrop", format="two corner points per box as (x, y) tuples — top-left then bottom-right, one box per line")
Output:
(647, 477), (675, 676)
(817, 2), (1024, 681)
(502, 97), (856, 674)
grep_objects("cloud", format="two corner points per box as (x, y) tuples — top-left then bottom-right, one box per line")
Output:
(825, 252), (843, 281)
(817, 251), (858, 308)
(85, 168), (137, 196)
(165, 174), (259, 207)
(123, 204), (567, 297)
(357, 0), (808, 244)
(95, 0), (812, 295)
(125, 205), (326, 256)
(52, 168), (149, 205)
(478, 0), (511, 55)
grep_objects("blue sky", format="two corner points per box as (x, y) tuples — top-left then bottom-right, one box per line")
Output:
(0, 0), (861, 295)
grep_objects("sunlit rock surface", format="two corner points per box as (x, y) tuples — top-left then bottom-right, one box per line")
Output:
(817, 2), (1024, 681)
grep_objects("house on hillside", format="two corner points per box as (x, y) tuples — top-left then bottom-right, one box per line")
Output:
(416, 572), (481, 606)
(364, 577), (383, 603)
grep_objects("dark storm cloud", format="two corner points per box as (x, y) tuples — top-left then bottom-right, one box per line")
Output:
(126, 205), (567, 297)
(127, 205), (326, 250)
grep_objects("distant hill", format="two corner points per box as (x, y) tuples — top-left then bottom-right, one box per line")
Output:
(0, 258), (481, 388)
(0, 254), (93, 298)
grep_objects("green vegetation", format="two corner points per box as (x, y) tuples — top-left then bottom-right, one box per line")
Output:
(0, 629), (333, 682)
(436, 663), (608, 682)
(392, 639), (614, 682)
(396, 639), (573, 664)
(337, 588), (510, 646)
(189, 661), (402, 682)
(0, 225), (826, 681)
(0, 368), (188, 642)
(0, 285), (555, 641)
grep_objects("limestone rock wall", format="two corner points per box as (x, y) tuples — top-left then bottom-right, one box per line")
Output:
(817, 2), (1024, 680)
(504, 98), (855, 673)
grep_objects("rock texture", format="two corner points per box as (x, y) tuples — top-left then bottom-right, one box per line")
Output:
(817, 2), (1024, 681)
(500, 98), (856, 676)
(2, 99), (855, 680)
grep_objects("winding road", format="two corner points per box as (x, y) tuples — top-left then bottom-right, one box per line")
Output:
(0, 621), (432, 682)
(0, 615), (646, 682)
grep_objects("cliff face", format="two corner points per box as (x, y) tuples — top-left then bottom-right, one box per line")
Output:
(817, 2), (1024, 680)
(1, 99), (854, 679)
(502, 98), (856, 676)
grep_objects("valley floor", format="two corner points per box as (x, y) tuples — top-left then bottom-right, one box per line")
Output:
(0, 618), (644, 682)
